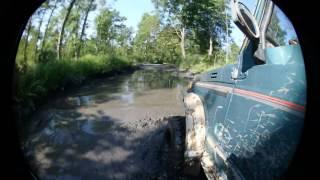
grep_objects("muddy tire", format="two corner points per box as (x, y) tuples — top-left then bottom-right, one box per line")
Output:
(164, 116), (186, 176)
(184, 158), (202, 176)
(164, 116), (206, 179)
(166, 116), (185, 152)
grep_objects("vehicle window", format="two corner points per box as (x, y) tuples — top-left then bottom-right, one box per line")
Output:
(266, 5), (299, 47)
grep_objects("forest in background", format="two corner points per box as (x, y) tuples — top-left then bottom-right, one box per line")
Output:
(15, 0), (241, 115)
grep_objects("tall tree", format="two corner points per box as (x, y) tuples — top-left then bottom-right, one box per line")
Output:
(155, 25), (180, 63)
(57, 0), (76, 60)
(134, 13), (160, 61)
(152, 0), (188, 59)
(34, 2), (49, 61)
(64, 3), (83, 59)
(95, 8), (126, 54)
(182, 0), (229, 56)
(153, 0), (230, 58)
(40, 0), (59, 60)
(115, 27), (133, 56)
(23, 17), (33, 69)
(76, 0), (96, 59)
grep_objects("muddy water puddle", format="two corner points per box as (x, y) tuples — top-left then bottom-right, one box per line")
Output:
(23, 66), (191, 179)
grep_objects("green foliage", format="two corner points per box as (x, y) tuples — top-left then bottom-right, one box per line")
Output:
(183, 0), (230, 51)
(15, 0), (243, 118)
(95, 8), (127, 54)
(154, 26), (181, 64)
(152, 0), (231, 56)
(17, 0), (237, 72)
(134, 13), (161, 62)
(15, 55), (131, 110)
(179, 43), (239, 74)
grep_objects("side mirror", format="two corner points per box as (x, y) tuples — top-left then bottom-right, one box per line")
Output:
(231, 0), (260, 41)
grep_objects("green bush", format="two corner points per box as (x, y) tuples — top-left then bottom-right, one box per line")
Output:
(15, 54), (132, 111)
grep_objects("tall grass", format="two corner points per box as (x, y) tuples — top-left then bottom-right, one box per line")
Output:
(15, 54), (132, 112)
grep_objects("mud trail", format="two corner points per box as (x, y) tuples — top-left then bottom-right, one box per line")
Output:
(21, 65), (205, 179)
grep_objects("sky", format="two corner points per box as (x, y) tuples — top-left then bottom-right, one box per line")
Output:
(110, 0), (155, 32)
(108, 0), (245, 46)
(84, 0), (155, 37)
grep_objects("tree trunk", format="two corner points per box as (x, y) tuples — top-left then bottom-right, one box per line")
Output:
(35, 11), (46, 61)
(40, 0), (58, 59)
(76, 0), (95, 59)
(208, 36), (213, 56)
(213, 53), (216, 68)
(180, 27), (186, 59)
(23, 17), (33, 70)
(57, 0), (76, 60)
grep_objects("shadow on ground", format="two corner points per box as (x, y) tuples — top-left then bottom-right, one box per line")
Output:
(23, 110), (206, 180)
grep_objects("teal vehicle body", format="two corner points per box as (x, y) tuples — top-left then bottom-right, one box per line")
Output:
(183, 0), (306, 179)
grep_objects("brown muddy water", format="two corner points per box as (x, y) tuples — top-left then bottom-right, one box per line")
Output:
(21, 65), (200, 180)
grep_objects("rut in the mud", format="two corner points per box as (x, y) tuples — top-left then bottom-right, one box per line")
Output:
(21, 65), (205, 179)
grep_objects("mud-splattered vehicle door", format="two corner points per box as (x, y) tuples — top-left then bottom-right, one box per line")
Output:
(184, 64), (236, 176)
(184, 0), (306, 179)
(223, 2), (306, 179)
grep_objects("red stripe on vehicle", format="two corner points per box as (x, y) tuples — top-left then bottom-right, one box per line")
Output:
(233, 88), (305, 112)
(195, 82), (232, 93)
(194, 82), (305, 112)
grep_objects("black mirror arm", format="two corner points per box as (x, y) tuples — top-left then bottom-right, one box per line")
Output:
(254, 1), (274, 63)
